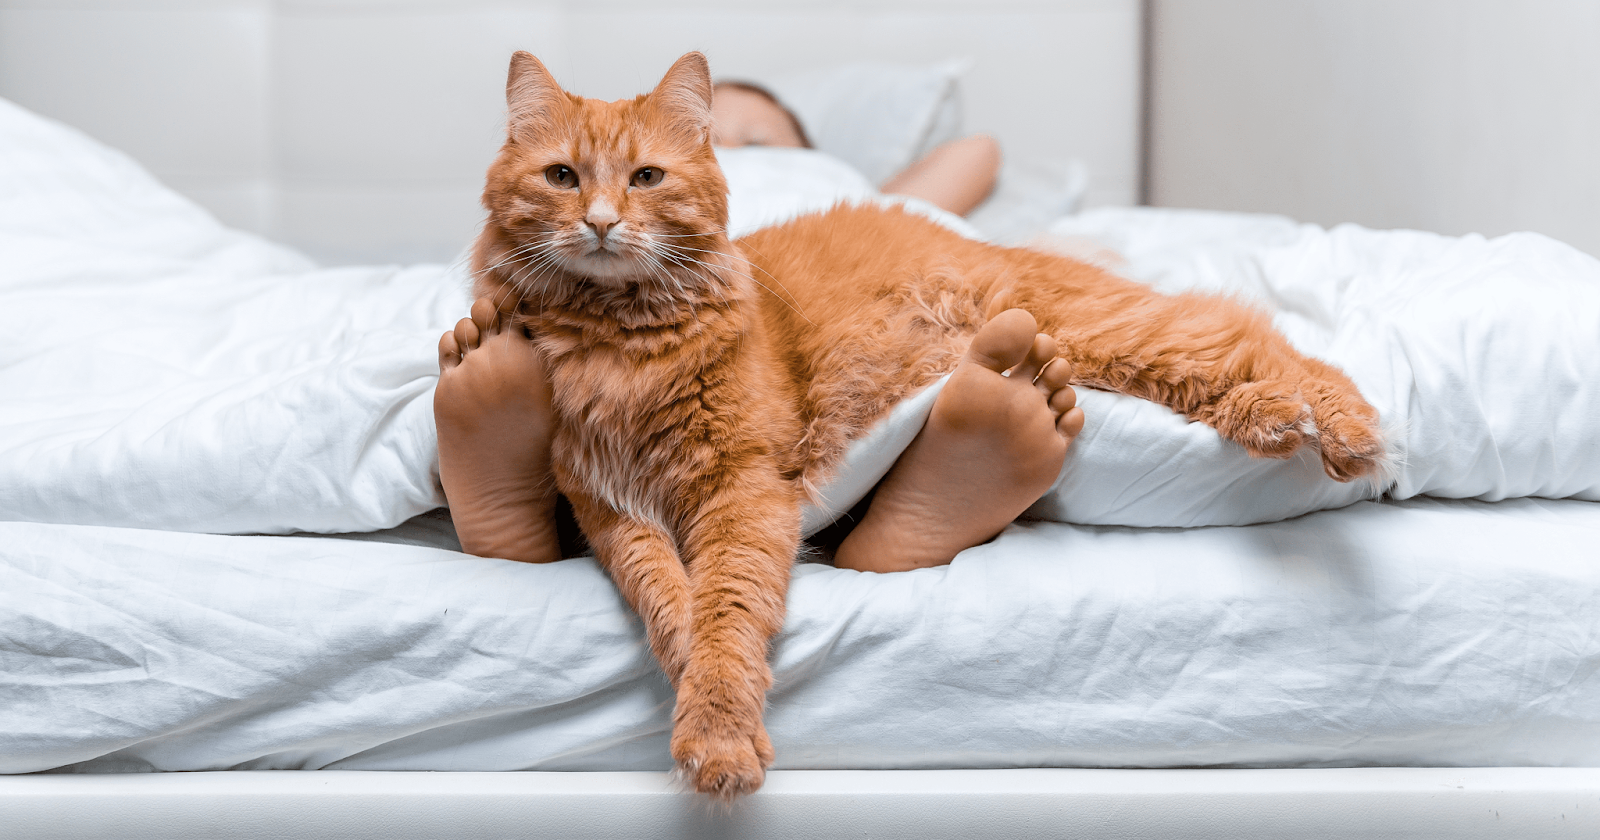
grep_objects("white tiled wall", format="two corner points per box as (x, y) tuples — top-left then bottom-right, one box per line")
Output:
(0, 0), (1143, 265)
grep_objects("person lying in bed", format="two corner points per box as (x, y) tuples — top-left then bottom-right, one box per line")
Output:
(432, 82), (1075, 574)
(710, 80), (1001, 218)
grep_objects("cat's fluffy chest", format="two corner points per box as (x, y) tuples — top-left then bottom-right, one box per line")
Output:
(535, 319), (803, 525)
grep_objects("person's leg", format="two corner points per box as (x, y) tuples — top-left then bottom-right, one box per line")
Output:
(436, 303), (1082, 571)
(833, 309), (1083, 572)
(435, 298), (562, 563)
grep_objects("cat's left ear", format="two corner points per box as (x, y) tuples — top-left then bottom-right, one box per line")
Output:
(650, 52), (714, 143)
(506, 51), (568, 140)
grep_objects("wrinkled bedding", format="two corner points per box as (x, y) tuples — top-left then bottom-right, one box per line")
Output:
(3, 97), (1599, 774)
(7, 498), (1600, 773)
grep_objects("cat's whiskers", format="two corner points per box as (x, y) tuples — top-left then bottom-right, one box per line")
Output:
(508, 247), (573, 308)
(665, 254), (812, 326)
(651, 247), (733, 308)
(650, 240), (814, 326)
(650, 241), (764, 293)
(643, 229), (733, 238)
(650, 238), (794, 298)
(474, 238), (557, 284)
(478, 236), (570, 313)
(639, 251), (695, 304)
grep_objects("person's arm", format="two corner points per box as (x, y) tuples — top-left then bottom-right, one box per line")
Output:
(880, 134), (1001, 217)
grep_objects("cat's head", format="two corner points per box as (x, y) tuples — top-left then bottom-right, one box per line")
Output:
(476, 51), (730, 300)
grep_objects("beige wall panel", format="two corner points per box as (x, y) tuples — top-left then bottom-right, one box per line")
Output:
(1149, 0), (1600, 257)
(0, 0), (1141, 264)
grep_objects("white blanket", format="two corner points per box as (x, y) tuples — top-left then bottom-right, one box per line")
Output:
(4, 102), (1598, 538)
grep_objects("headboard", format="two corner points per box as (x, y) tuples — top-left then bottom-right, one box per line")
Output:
(0, 0), (1141, 264)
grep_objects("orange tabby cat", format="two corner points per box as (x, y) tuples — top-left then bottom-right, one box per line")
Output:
(470, 51), (1383, 798)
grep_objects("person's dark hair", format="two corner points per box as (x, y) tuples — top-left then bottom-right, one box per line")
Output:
(713, 80), (813, 149)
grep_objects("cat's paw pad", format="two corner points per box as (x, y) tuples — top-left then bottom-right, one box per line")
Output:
(1207, 381), (1312, 459)
(671, 720), (772, 800)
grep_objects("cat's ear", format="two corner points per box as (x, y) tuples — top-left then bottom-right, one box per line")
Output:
(649, 52), (714, 143)
(506, 51), (567, 140)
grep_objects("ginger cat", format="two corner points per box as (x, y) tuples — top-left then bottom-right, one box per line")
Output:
(469, 51), (1383, 798)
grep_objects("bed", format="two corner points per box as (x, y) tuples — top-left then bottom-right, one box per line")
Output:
(4, 4), (1600, 838)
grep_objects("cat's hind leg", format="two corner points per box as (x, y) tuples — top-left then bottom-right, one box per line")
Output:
(1194, 364), (1384, 481)
(436, 297), (563, 564)
(1183, 347), (1384, 481)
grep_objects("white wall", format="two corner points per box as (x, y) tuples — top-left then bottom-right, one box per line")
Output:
(0, 0), (1141, 265)
(1148, 0), (1600, 258)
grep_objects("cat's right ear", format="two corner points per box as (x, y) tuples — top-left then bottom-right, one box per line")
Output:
(506, 51), (566, 140)
(650, 52), (714, 144)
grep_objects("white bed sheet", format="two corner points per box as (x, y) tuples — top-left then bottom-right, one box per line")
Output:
(5, 496), (1600, 774)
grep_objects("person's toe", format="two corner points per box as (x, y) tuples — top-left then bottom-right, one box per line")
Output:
(1037, 357), (1073, 391)
(470, 297), (502, 337)
(439, 330), (462, 371)
(1010, 333), (1055, 383)
(1047, 379), (1078, 414)
(1058, 406), (1086, 438)
(965, 309), (1038, 373)
(453, 317), (481, 355)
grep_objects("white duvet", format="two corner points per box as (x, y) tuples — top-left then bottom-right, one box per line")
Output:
(3, 102), (1598, 537)
(3, 98), (1600, 774)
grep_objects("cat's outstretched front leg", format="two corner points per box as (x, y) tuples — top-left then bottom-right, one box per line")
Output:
(567, 494), (695, 684)
(1036, 286), (1385, 481)
(670, 476), (798, 800)
(1181, 346), (1385, 481)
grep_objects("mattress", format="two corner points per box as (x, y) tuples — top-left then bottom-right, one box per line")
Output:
(6, 496), (1600, 774)
(3, 95), (1600, 777)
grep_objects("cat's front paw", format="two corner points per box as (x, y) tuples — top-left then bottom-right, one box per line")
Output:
(1311, 400), (1386, 482)
(670, 708), (774, 800)
(1203, 380), (1314, 460)
(1300, 368), (1387, 482)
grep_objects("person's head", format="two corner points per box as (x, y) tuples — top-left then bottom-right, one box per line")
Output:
(710, 81), (811, 149)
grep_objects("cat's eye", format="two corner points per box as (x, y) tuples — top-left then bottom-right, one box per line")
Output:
(545, 165), (578, 189)
(632, 167), (665, 188)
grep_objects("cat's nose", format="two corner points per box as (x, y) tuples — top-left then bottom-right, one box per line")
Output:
(586, 201), (621, 240)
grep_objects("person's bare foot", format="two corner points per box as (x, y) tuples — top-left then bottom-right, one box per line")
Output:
(833, 309), (1085, 573)
(435, 297), (562, 564)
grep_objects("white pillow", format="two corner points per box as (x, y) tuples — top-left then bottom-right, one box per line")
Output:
(717, 145), (981, 241)
(763, 61), (967, 186)
(717, 146), (876, 237)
